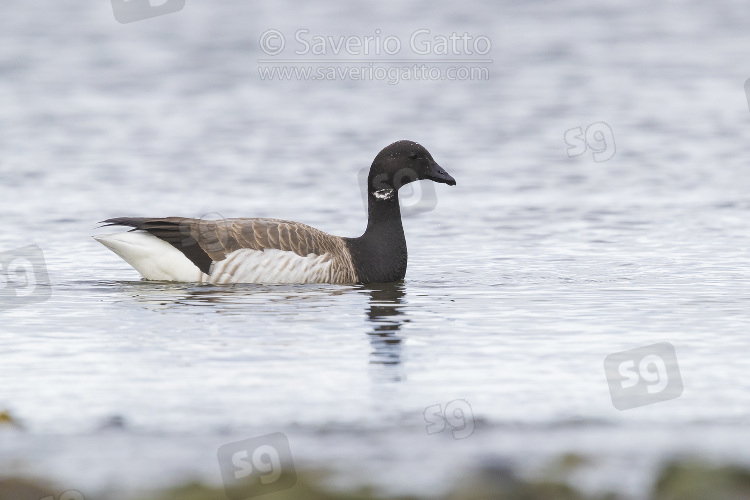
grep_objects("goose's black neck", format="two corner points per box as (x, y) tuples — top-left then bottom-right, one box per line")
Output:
(344, 189), (407, 283)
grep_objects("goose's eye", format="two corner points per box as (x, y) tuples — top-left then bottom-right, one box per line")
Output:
(408, 152), (419, 160)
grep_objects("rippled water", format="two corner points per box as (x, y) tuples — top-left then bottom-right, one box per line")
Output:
(3, 0), (750, 498)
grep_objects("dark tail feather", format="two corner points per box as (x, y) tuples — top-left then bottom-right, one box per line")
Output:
(98, 217), (213, 274)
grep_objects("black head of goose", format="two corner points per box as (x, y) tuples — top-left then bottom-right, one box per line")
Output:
(95, 140), (455, 284)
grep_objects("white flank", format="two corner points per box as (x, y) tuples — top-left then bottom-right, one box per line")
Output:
(94, 232), (335, 284)
(210, 248), (334, 284)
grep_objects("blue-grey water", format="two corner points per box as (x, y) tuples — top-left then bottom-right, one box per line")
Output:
(3, 0), (750, 498)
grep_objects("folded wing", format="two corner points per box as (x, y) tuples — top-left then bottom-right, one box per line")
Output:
(99, 217), (357, 284)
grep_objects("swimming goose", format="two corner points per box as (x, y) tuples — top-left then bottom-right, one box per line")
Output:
(94, 140), (455, 284)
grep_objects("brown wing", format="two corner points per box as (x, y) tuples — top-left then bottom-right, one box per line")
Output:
(100, 217), (357, 282)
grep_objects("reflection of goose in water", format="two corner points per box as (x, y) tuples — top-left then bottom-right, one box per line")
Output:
(361, 282), (408, 380)
(108, 280), (351, 315)
(106, 279), (408, 379)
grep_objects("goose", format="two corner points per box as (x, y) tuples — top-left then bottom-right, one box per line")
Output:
(94, 140), (455, 284)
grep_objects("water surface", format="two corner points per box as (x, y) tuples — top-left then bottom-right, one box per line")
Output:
(2, 0), (750, 497)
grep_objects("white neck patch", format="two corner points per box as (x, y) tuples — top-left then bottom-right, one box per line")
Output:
(373, 188), (395, 200)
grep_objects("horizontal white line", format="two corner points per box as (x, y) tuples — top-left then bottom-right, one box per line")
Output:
(257, 59), (493, 64)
